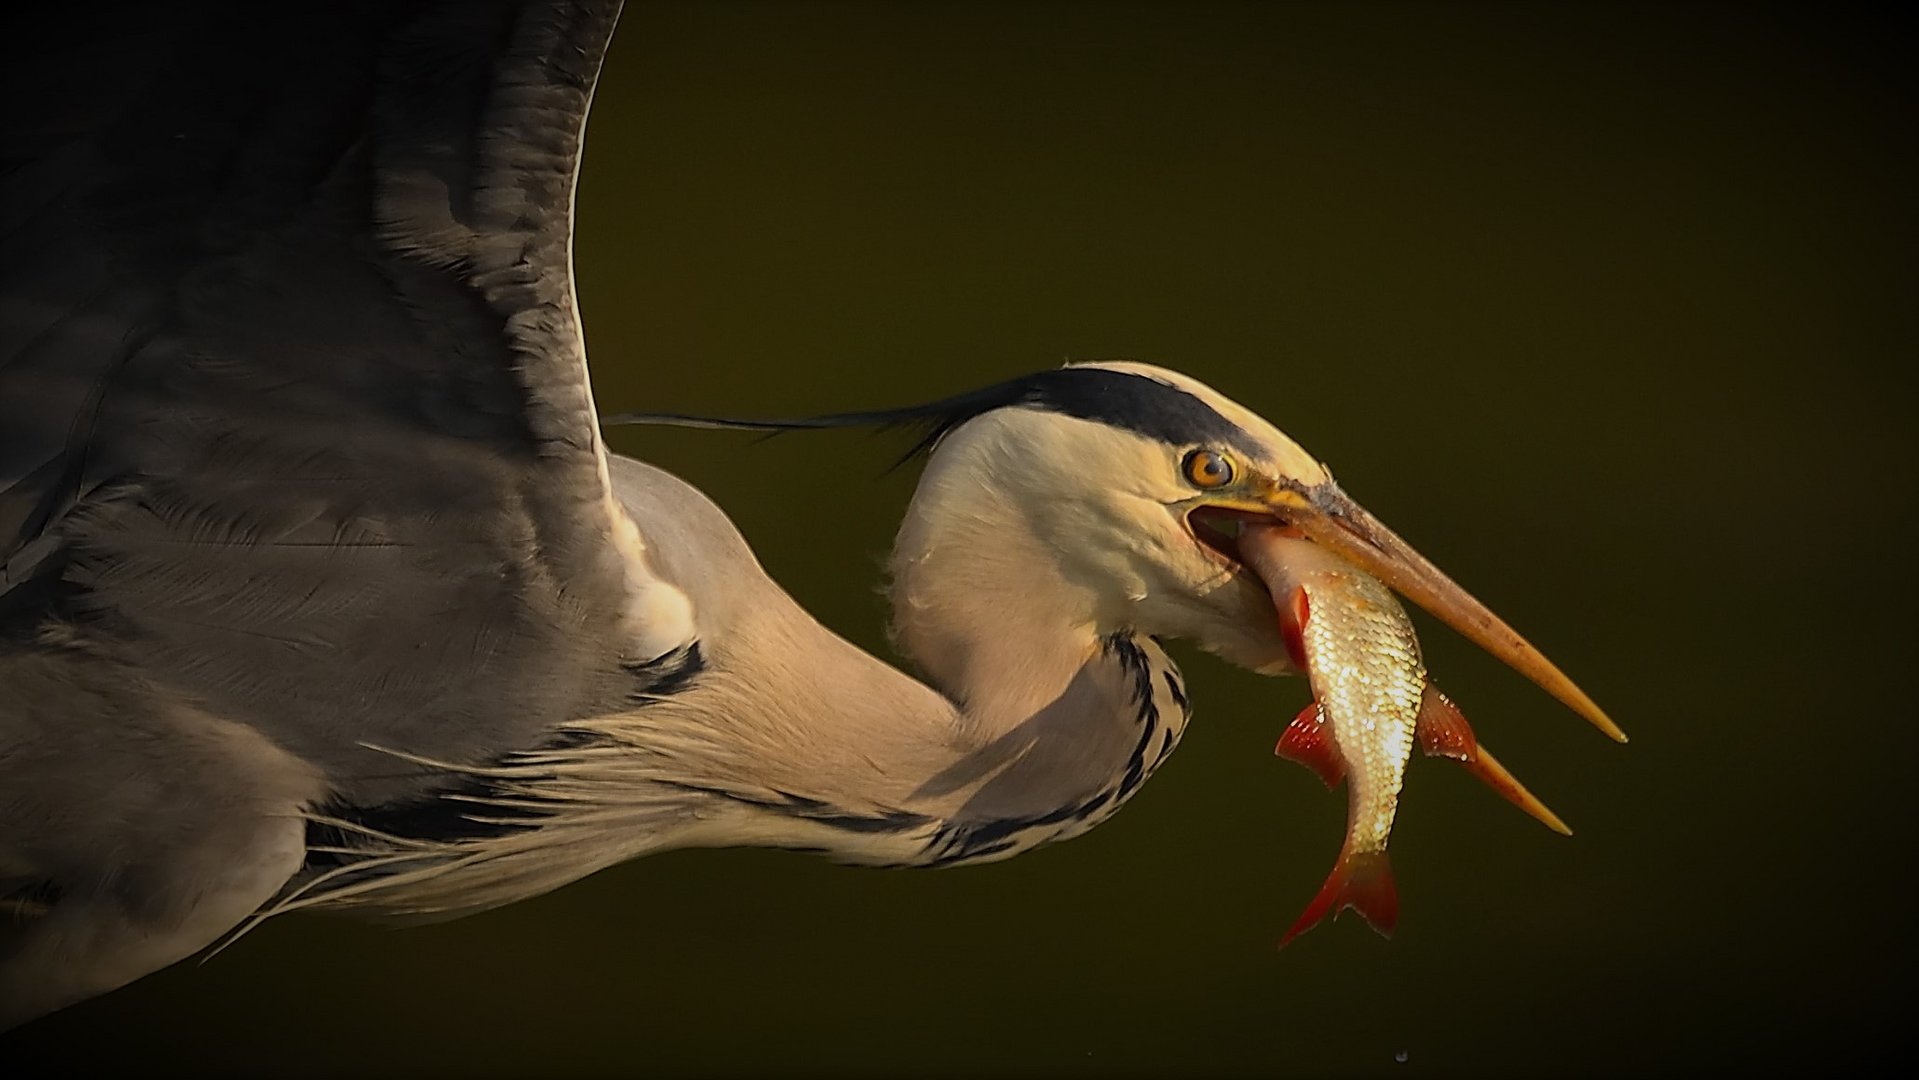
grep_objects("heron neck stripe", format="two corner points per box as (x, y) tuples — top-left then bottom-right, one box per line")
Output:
(623, 640), (705, 703)
(920, 632), (1188, 866)
(350, 633), (1196, 874)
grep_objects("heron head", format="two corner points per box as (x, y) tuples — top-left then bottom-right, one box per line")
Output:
(608, 360), (1614, 736)
(889, 361), (1619, 738)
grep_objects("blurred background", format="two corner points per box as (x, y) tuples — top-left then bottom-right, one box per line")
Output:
(15, 1), (1911, 1074)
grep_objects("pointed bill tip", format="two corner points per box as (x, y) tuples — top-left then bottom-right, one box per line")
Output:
(1561, 683), (1629, 744)
(1292, 487), (1627, 744)
(1417, 684), (1573, 834)
(1467, 745), (1574, 836)
(1483, 644), (1626, 745)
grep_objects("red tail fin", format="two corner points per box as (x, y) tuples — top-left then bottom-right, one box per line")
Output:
(1279, 848), (1398, 947)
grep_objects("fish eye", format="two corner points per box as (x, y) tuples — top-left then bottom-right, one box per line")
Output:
(1182, 449), (1235, 489)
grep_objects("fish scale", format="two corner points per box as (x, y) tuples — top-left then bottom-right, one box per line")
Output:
(1295, 565), (1424, 856)
(1237, 522), (1578, 947)
(1238, 526), (1426, 944)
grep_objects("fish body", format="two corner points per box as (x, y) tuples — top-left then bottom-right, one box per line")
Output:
(1287, 550), (1425, 856)
(1238, 523), (1574, 945)
(1240, 526), (1422, 942)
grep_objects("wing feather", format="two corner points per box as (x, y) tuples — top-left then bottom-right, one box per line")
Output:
(0, 0), (665, 808)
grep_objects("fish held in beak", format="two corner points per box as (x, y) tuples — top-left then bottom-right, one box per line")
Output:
(1236, 523), (1572, 946)
(1252, 479), (1626, 744)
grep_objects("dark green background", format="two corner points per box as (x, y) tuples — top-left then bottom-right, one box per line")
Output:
(15, 1), (1912, 1075)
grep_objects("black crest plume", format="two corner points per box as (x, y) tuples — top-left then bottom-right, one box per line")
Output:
(601, 365), (1257, 465)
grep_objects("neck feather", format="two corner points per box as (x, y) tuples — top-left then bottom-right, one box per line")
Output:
(592, 511), (1195, 869)
(749, 500), (1199, 861)
(286, 498), (1196, 920)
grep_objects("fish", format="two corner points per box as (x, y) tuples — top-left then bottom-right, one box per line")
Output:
(1237, 523), (1571, 945)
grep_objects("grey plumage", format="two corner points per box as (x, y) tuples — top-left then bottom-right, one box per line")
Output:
(3, 0), (645, 1021)
(1, 0), (1215, 1016)
(3, 1), (635, 808)
(0, 0), (1615, 1030)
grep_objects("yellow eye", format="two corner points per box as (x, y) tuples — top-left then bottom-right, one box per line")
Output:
(1182, 449), (1235, 489)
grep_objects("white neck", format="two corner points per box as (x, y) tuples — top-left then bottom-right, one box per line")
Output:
(598, 490), (1194, 868)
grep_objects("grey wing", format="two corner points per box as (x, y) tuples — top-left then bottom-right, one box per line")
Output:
(0, 0), (678, 809)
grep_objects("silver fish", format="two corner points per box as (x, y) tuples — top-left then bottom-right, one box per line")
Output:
(1239, 523), (1570, 945)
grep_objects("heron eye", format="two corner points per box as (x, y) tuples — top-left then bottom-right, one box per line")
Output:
(1182, 449), (1235, 489)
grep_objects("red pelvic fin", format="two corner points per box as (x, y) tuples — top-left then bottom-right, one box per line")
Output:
(1275, 702), (1344, 789)
(1415, 682), (1478, 761)
(1279, 586), (1311, 669)
(1280, 848), (1399, 947)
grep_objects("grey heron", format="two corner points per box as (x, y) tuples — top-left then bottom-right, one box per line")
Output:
(0, 0), (1619, 1027)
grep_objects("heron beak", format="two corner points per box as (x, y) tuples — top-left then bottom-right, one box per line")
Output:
(1238, 476), (1626, 743)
